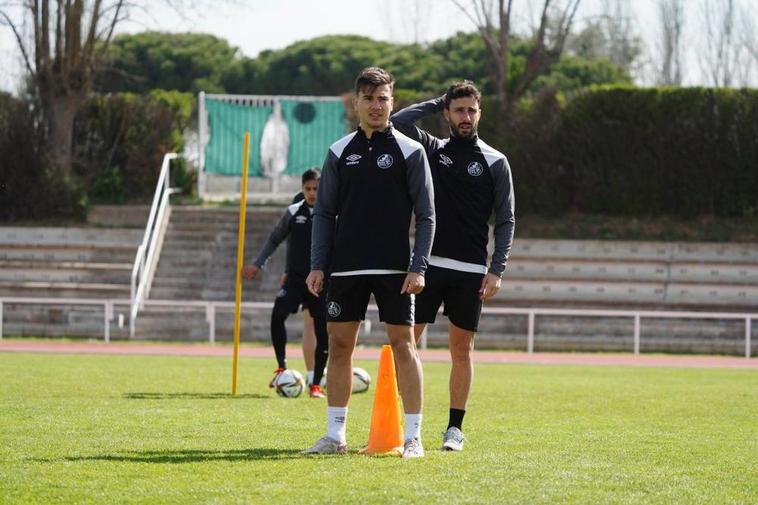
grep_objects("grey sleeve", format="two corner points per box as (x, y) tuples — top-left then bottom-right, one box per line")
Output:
(489, 157), (515, 277)
(406, 148), (435, 275)
(311, 150), (339, 271)
(391, 96), (446, 155)
(253, 209), (290, 267)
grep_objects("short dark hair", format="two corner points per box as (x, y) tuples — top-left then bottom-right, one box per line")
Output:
(354, 67), (395, 95)
(302, 167), (320, 184)
(444, 81), (481, 108)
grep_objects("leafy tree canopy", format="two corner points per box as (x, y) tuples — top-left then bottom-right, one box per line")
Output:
(97, 32), (241, 94)
(99, 32), (631, 98)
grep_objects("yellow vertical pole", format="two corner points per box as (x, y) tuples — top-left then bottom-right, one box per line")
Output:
(232, 131), (251, 396)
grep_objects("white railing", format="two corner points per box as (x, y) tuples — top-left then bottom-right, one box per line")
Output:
(0, 297), (117, 343)
(0, 297), (754, 358)
(129, 153), (179, 337)
(473, 307), (755, 359)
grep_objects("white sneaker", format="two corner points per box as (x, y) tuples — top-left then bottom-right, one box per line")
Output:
(402, 437), (425, 458)
(300, 436), (347, 455)
(441, 427), (465, 451)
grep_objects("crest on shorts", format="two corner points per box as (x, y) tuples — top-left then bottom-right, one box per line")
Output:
(377, 154), (394, 169)
(467, 161), (484, 177)
(327, 301), (342, 317)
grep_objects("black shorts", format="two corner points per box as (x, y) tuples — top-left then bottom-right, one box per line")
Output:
(274, 275), (326, 320)
(326, 274), (414, 326)
(415, 265), (483, 332)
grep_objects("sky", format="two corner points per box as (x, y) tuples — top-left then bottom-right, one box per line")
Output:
(0, 0), (754, 93)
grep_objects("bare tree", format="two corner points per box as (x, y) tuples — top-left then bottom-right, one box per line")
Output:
(698, 0), (752, 87)
(568, 0), (642, 78)
(0, 0), (127, 177)
(382, 0), (438, 44)
(656, 0), (685, 85)
(0, 0), (224, 176)
(451, 0), (582, 116)
(739, 3), (757, 83)
(600, 0), (641, 75)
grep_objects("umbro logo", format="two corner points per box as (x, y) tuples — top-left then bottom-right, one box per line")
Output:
(295, 215), (308, 224)
(346, 154), (362, 165)
(439, 154), (453, 166)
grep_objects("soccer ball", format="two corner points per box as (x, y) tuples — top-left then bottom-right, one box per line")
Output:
(352, 367), (371, 393)
(274, 369), (305, 398)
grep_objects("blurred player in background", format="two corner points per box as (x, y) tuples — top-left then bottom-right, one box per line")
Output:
(242, 168), (328, 398)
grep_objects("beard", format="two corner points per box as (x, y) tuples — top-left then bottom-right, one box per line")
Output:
(449, 120), (477, 139)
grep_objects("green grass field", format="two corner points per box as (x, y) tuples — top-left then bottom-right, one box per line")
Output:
(1, 350), (756, 504)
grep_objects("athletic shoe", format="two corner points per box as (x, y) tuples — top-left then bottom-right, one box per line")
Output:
(300, 436), (347, 455)
(441, 427), (465, 452)
(309, 385), (326, 398)
(268, 368), (285, 388)
(402, 437), (425, 458)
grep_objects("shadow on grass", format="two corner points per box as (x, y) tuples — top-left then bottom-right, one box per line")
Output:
(59, 448), (303, 463)
(123, 392), (269, 400)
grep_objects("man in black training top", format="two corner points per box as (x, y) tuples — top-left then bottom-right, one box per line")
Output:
(242, 168), (328, 399)
(391, 81), (515, 452)
(287, 191), (318, 390)
(302, 67), (435, 458)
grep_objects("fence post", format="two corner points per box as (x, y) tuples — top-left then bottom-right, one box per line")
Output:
(634, 314), (641, 355)
(207, 304), (216, 344)
(746, 318), (752, 359)
(419, 325), (428, 350)
(104, 301), (112, 343)
(527, 312), (535, 353)
(0, 301), (3, 340)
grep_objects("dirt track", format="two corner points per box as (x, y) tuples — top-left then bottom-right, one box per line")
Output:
(1, 340), (755, 369)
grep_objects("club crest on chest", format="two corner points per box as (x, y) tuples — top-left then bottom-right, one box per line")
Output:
(377, 154), (394, 169)
(467, 161), (484, 177)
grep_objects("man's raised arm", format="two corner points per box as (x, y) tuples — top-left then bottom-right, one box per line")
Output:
(391, 96), (446, 154)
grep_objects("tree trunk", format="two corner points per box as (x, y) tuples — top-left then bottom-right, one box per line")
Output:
(46, 94), (82, 177)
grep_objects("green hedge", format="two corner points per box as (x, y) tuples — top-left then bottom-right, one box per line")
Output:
(74, 90), (194, 204)
(0, 94), (86, 220)
(468, 86), (758, 218)
(554, 86), (758, 217)
(0, 90), (194, 220)
(4, 86), (757, 221)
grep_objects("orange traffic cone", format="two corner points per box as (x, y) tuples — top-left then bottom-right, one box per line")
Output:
(359, 345), (404, 456)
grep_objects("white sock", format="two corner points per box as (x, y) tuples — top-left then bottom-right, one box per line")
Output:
(327, 406), (348, 443)
(404, 413), (422, 442)
(306, 370), (314, 385)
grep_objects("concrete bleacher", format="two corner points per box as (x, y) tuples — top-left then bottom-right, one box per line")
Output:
(494, 239), (758, 309)
(0, 227), (141, 299)
(1, 207), (756, 355)
(131, 206), (295, 340)
(0, 226), (141, 338)
(139, 208), (758, 355)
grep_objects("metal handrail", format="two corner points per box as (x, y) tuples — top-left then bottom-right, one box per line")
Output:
(129, 153), (178, 337)
(0, 296), (754, 358)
